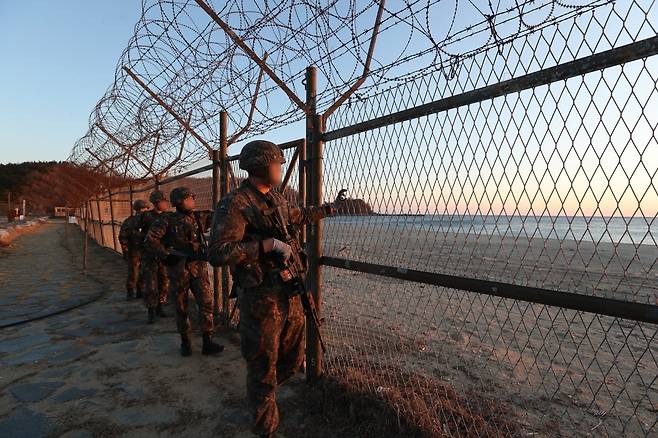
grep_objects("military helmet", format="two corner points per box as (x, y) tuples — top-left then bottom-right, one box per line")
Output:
(132, 200), (148, 211)
(239, 140), (285, 171)
(170, 186), (195, 207)
(149, 190), (167, 205)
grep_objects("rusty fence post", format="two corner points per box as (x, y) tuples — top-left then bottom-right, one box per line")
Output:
(83, 201), (89, 271)
(211, 141), (222, 323)
(108, 188), (118, 252)
(95, 197), (106, 247)
(299, 139), (307, 244)
(219, 110), (231, 325)
(305, 66), (324, 381)
(64, 207), (69, 241)
(89, 200), (95, 243)
(88, 200), (94, 242)
(129, 184), (134, 216)
(93, 199), (100, 244)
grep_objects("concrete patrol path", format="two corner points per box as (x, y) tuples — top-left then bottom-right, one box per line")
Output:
(0, 221), (368, 438)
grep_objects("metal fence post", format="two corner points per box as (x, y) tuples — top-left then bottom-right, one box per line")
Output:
(95, 197), (106, 247)
(83, 201), (89, 271)
(305, 66), (324, 381)
(299, 139), (307, 244)
(64, 207), (69, 241)
(129, 184), (134, 216)
(88, 200), (95, 242)
(108, 188), (118, 251)
(219, 110), (231, 325)
(211, 139), (222, 323)
(93, 199), (100, 244)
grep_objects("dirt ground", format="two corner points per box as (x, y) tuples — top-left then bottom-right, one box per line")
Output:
(0, 222), (425, 438)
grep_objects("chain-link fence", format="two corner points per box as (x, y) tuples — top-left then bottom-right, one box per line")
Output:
(70, 0), (657, 436)
(317, 1), (658, 435)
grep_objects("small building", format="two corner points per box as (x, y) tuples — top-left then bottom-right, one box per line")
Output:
(53, 206), (67, 217)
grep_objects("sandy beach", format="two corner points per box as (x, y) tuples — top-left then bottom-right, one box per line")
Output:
(321, 221), (658, 436)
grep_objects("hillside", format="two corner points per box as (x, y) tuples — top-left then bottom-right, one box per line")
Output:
(2, 162), (129, 215)
(0, 161), (59, 197)
(0, 161), (59, 216)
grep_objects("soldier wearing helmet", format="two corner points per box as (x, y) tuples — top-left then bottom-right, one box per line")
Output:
(138, 190), (171, 323)
(118, 199), (149, 300)
(144, 186), (224, 356)
(208, 140), (336, 437)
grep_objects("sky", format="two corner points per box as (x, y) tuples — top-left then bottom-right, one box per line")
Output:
(0, 0), (141, 164)
(0, 1), (655, 218)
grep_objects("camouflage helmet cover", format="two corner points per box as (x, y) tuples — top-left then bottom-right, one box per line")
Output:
(132, 200), (148, 211)
(149, 190), (167, 205)
(239, 140), (286, 171)
(170, 186), (195, 207)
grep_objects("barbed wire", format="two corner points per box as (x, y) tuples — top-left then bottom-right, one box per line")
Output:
(69, 0), (610, 178)
(69, 1), (658, 435)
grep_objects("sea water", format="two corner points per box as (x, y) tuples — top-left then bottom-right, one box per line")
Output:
(327, 214), (658, 246)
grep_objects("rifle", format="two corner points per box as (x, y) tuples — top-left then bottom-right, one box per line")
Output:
(268, 203), (326, 353)
(167, 248), (207, 260)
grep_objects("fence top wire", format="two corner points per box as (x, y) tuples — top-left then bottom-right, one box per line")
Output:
(67, 0), (628, 179)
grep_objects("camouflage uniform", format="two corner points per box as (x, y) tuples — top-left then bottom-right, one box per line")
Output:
(139, 209), (170, 310)
(209, 179), (330, 436)
(145, 187), (221, 355)
(118, 200), (147, 299)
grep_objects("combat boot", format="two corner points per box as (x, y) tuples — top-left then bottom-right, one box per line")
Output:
(147, 308), (155, 324)
(156, 303), (167, 317)
(202, 332), (224, 355)
(181, 335), (192, 357)
(126, 288), (135, 301)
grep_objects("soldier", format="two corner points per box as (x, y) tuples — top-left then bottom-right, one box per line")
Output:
(145, 186), (224, 356)
(140, 190), (171, 323)
(208, 140), (335, 438)
(118, 200), (148, 300)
